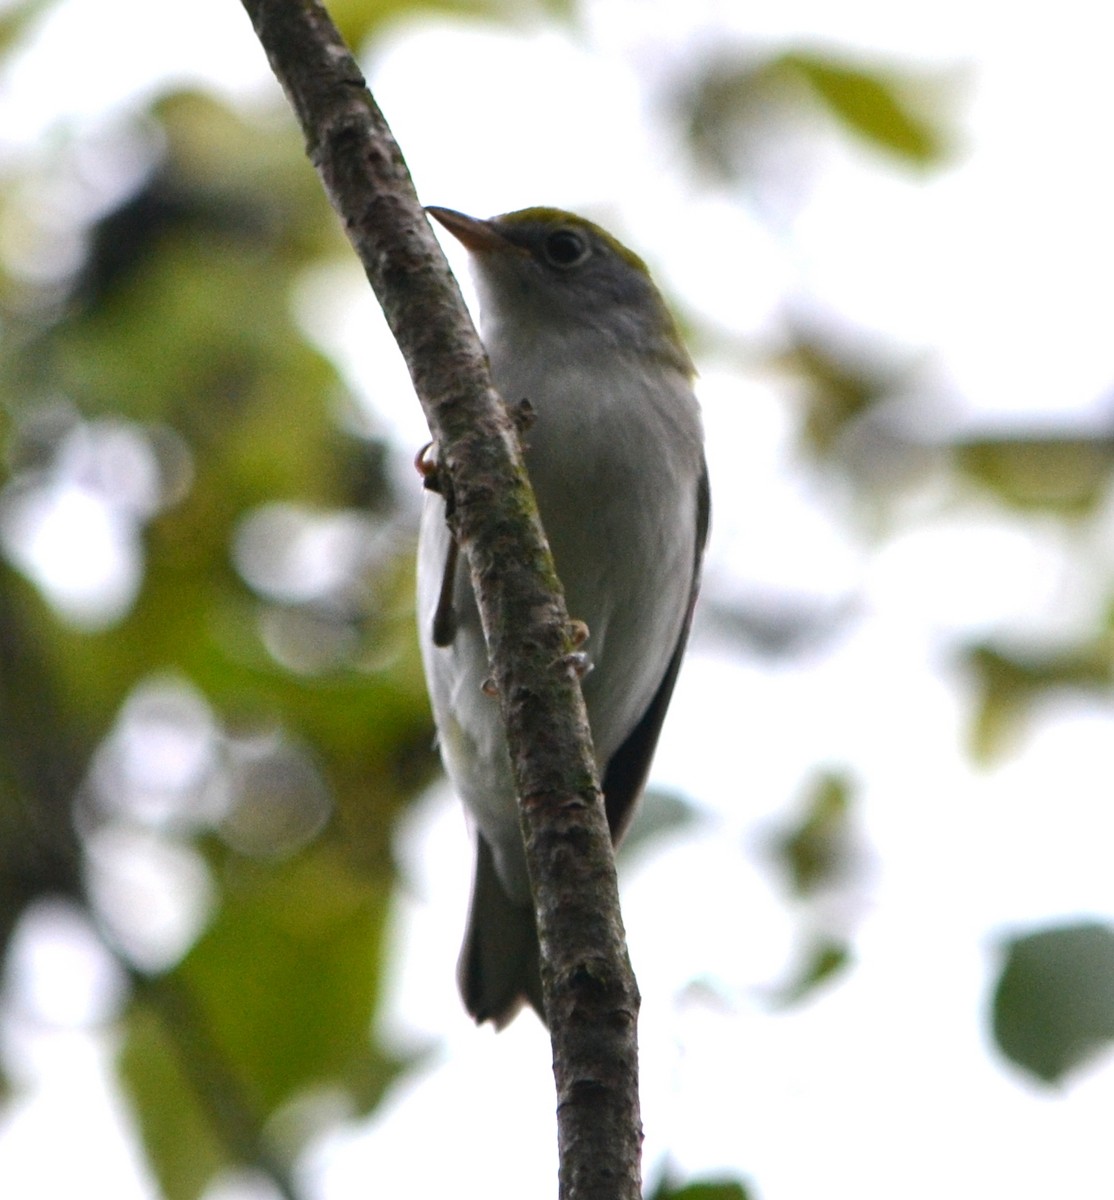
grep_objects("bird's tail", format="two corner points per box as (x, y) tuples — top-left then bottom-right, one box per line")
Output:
(457, 836), (545, 1028)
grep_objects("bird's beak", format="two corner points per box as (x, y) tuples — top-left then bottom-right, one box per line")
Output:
(426, 206), (509, 254)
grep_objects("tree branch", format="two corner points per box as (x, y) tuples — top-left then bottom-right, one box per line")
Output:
(238, 3), (641, 1197)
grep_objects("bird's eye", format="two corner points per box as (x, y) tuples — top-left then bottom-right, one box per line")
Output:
(543, 228), (589, 268)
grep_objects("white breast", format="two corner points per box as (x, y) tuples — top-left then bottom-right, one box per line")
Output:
(417, 323), (703, 902)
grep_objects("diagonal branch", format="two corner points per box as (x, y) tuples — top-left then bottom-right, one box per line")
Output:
(237, 3), (642, 1198)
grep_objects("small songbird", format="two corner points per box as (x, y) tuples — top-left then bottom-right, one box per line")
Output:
(418, 205), (708, 1026)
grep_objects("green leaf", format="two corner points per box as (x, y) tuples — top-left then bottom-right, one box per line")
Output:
(325, 0), (576, 50)
(771, 937), (852, 1008)
(770, 769), (854, 897)
(782, 52), (947, 164)
(178, 846), (400, 1116)
(119, 846), (404, 1200)
(992, 921), (1114, 1084)
(118, 1001), (231, 1200)
(650, 1178), (754, 1200)
(956, 435), (1114, 514)
(0, 0), (52, 56)
(676, 49), (952, 184)
(964, 642), (1112, 762)
(775, 321), (909, 458)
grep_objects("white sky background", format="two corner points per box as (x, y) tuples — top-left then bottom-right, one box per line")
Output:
(3, 0), (1114, 1197)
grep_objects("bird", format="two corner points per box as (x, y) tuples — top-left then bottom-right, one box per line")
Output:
(418, 205), (708, 1027)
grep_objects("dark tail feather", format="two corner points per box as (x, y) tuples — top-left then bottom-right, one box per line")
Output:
(457, 836), (545, 1028)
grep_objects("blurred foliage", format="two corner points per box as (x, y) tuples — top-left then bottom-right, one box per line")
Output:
(964, 640), (1113, 762)
(763, 771), (858, 1006)
(992, 922), (1114, 1084)
(783, 52), (948, 164)
(0, 59), (434, 1200)
(649, 1176), (754, 1200)
(323, 0), (577, 45)
(771, 936), (852, 1007)
(0, 0), (53, 53)
(119, 999), (232, 1200)
(0, 2), (1112, 1197)
(121, 848), (402, 1198)
(775, 320), (915, 460)
(677, 47), (952, 187)
(769, 769), (855, 898)
(956, 431), (1114, 515)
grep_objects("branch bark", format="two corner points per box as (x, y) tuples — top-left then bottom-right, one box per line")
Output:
(237, 3), (642, 1197)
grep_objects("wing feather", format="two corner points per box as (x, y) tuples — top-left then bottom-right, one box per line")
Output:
(602, 460), (710, 839)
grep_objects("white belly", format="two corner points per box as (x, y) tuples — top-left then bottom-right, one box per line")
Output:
(417, 348), (702, 902)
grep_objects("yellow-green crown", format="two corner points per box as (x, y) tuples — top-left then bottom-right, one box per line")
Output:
(492, 207), (653, 278)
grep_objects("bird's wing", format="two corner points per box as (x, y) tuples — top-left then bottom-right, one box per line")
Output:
(602, 459), (711, 841)
(430, 526), (460, 647)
